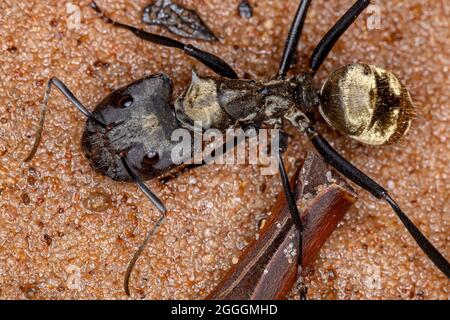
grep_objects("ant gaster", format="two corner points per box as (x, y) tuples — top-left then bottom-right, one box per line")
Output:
(24, 0), (450, 297)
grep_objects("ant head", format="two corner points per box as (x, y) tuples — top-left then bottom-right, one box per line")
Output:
(82, 74), (181, 181)
(319, 64), (414, 145)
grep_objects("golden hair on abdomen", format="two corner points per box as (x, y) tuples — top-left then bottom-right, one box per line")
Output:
(319, 64), (414, 145)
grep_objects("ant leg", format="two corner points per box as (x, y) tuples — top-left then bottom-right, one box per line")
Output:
(276, 149), (308, 300)
(120, 156), (167, 296)
(277, 0), (312, 78)
(309, 0), (370, 74)
(90, 2), (238, 79)
(24, 77), (105, 163)
(304, 125), (450, 278)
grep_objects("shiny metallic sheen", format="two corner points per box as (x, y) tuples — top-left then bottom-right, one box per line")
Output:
(319, 64), (414, 145)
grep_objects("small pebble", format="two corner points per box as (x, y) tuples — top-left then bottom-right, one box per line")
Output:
(82, 191), (112, 213)
(238, 0), (253, 19)
(21, 192), (31, 205)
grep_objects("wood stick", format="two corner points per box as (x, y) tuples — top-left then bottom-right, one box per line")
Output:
(207, 151), (357, 300)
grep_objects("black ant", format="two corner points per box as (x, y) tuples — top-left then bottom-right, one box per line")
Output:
(24, 0), (450, 298)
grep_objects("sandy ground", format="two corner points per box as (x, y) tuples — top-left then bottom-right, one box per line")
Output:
(0, 0), (448, 299)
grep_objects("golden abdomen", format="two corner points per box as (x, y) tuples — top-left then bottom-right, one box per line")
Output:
(319, 64), (414, 145)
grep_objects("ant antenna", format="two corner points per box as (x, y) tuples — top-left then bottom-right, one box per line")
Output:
(24, 77), (105, 163)
(123, 214), (166, 296)
(120, 155), (167, 296)
(24, 78), (170, 296)
(276, 151), (307, 300)
(120, 156), (167, 214)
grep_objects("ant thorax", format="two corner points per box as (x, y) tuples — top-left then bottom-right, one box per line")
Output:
(174, 71), (317, 132)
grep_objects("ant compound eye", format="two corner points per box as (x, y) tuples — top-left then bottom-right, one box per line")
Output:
(319, 64), (414, 145)
(118, 95), (134, 108)
(142, 151), (160, 167)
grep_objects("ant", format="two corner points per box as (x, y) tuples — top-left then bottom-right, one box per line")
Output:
(24, 0), (449, 298)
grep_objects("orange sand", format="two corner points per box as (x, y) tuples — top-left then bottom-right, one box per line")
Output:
(0, 0), (448, 299)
